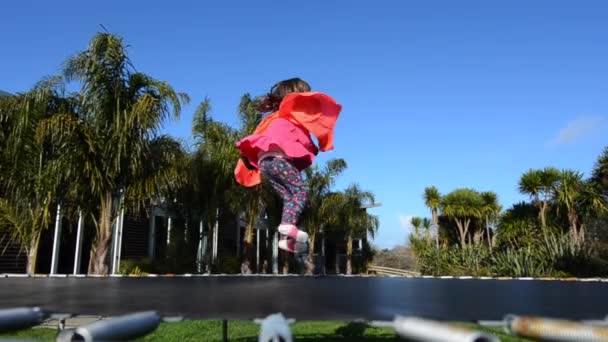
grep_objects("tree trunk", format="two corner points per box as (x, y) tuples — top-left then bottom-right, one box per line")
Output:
(242, 199), (257, 274)
(26, 230), (41, 275)
(485, 218), (492, 249)
(88, 192), (113, 275)
(432, 209), (439, 248)
(282, 251), (289, 274)
(569, 210), (580, 246)
(335, 249), (340, 274)
(540, 202), (547, 231)
(241, 214), (256, 274)
(464, 218), (471, 246)
(455, 219), (466, 248)
(306, 230), (316, 275)
(346, 233), (353, 275)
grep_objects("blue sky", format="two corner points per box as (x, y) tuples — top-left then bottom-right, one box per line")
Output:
(2, 1), (607, 249)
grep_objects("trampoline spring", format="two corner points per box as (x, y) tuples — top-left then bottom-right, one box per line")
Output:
(69, 311), (161, 342)
(372, 316), (499, 342)
(0, 307), (47, 333)
(505, 315), (608, 341)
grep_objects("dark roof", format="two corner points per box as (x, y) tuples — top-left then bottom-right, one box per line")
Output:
(0, 90), (12, 97)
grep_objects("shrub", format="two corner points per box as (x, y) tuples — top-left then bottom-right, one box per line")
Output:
(410, 230), (605, 278)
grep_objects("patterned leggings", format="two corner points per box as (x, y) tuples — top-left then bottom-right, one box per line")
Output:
(259, 157), (309, 226)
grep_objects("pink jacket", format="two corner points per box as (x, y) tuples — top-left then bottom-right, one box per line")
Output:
(235, 92), (342, 187)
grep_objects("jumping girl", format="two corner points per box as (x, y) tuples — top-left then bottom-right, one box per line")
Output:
(234, 78), (342, 255)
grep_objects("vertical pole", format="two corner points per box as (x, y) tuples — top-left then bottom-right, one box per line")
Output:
(272, 231), (278, 274)
(116, 207), (125, 274)
(212, 208), (219, 264)
(265, 229), (269, 271)
(73, 210), (84, 274)
(184, 221), (189, 243)
(50, 204), (62, 275)
(256, 229), (260, 273)
(321, 235), (326, 276)
(111, 205), (125, 275)
(167, 216), (172, 246)
(197, 219), (204, 273)
(148, 214), (156, 258)
(222, 320), (228, 342)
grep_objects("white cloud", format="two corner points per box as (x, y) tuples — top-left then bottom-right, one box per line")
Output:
(398, 214), (413, 232)
(549, 116), (605, 146)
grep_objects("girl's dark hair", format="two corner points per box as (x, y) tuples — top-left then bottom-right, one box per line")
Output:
(256, 78), (311, 112)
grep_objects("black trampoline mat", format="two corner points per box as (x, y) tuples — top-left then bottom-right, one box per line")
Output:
(1, 276), (606, 321)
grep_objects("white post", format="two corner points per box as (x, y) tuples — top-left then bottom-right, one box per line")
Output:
(202, 235), (208, 272)
(256, 229), (260, 273)
(272, 231), (278, 274)
(197, 219), (204, 273)
(184, 221), (189, 243)
(73, 210), (84, 274)
(321, 235), (326, 275)
(167, 217), (172, 246)
(50, 204), (62, 275)
(265, 229), (269, 269)
(148, 214), (156, 258)
(116, 207), (125, 273)
(111, 206), (125, 275)
(212, 208), (219, 264)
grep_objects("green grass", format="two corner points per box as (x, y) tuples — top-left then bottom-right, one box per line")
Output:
(0, 320), (532, 341)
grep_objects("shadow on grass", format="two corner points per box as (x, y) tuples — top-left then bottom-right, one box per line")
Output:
(231, 336), (398, 342)
(231, 322), (399, 342)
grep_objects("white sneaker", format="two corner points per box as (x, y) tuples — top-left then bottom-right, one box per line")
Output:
(278, 224), (308, 243)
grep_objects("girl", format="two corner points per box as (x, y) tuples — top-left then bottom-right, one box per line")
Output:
(234, 78), (342, 255)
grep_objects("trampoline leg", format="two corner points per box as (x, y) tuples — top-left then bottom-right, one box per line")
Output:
(222, 319), (228, 342)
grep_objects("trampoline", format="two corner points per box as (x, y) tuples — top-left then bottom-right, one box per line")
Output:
(1, 275), (608, 341)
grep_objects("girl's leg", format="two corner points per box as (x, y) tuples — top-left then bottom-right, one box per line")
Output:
(260, 158), (309, 251)
(260, 158), (309, 226)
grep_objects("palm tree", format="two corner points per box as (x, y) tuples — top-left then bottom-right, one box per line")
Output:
(554, 169), (583, 244)
(422, 217), (432, 242)
(326, 184), (379, 275)
(518, 167), (560, 231)
(588, 146), (608, 243)
(423, 186), (441, 248)
(190, 98), (241, 270)
(235, 94), (265, 273)
(410, 217), (422, 238)
(554, 169), (606, 246)
(302, 159), (347, 270)
(37, 33), (189, 274)
(480, 191), (501, 249)
(590, 146), (608, 195)
(0, 78), (77, 274)
(440, 188), (484, 248)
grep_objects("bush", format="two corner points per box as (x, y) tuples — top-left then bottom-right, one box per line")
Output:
(490, 247), (552, 277)
(211, 255), (241, 274)
(410, 231), (606, 278)
(410, 235), (491, 276)
(120, 259), (155, 275)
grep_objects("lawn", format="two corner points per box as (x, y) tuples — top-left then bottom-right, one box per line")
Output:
(0, 320), (532, 341)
